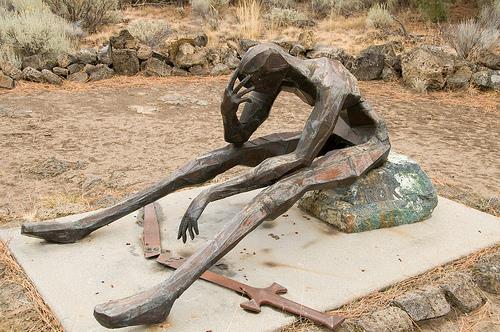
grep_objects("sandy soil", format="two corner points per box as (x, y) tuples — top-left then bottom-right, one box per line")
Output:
(0, 77), (498, 331)
(0, 77), (498, 227)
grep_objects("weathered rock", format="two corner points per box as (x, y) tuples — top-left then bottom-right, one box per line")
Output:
(0, 72), (14, 89)
(141, 58), (172, 77)
(273, 39), (294, 52)
(226, 40), (239, 53)
(290, 44), (306, 57)
(306, 46), (353, 68)
(240, 39), (258, 53)
(77, 48), (97, 64)
(401, 45), (455, 91)
(490, 71), (500, 91)
(83, 64), (97, 74)
(381, 67), (398, 81)
(471, 70), (499, 90)
(110, 29), (140, 50)
(68, 71), (88, 83)
(189, 64), (209, 75)
(161, 32), (208, 61)
(88, 64), (114, 81)
(111, 49), (140, 75)
(297, 30), (316, 50)
(440, 272), (486, 313)
(171, 67), (189, 76)
(41, 69), (63, 85)
(478, 50), (500, 70)
(352, 43), (400, 81)
(67, 63), (84, 75)
(137, 45), (153, 60)
(210, 63), (230, 76)
(224, 52), (240, 70)
(446, 66), (472, 90)
(393, 286), (450, 321)
(352, 48), (385, 80)
(22, 67), (43, 82)
(1, 63), (22, 80)
(344, 306), (414, 332)
(57, 52), (77, 68)
(128, 105), (158, 115)
(22, 54), (43, 70)
(298, 152), (437, 233)
(473, 252), (500, 294)
(52, 67), (69, 77)
(97, 45), (112, 65)
(175, 43), (206, 69)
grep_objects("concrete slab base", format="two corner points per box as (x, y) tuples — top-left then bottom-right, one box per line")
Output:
(1, 187), (498, 332)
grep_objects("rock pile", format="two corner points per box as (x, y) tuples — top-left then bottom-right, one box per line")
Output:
(341, 255), (499, 332)
(0, 29), (498, 92)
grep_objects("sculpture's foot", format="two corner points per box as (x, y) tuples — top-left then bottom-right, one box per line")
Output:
(93, 288), (176, 328)
(21, 221), (92, 244)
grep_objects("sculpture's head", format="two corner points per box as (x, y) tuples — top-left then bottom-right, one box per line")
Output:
(238, 43), (289, 93)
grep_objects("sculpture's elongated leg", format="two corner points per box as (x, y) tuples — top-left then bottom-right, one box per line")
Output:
(93, 136), (389, 328)
(21, 132), (301, 243)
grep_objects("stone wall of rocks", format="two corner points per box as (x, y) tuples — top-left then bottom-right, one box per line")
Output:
(0, 28), (498, 92)
(341, 251), (499, 332)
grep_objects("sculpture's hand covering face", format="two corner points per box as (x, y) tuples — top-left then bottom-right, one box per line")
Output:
(238, 44), (289, 94)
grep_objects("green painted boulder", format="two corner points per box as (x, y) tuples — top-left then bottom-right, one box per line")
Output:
(298, 152), (438, 233)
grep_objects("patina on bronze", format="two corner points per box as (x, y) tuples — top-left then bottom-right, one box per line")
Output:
(21, 43), (390, 328)
(156, 255), (345, 330)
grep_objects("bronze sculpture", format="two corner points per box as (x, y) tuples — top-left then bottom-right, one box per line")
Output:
(21, 43), (390, 328)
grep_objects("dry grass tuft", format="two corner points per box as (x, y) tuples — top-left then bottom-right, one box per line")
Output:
(0, 240), (63, 331)
(236, 0), (262, 40)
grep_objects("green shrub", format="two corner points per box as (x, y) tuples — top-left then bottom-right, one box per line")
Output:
(128, 19), (171, 46)
(366, 3), (394, 28)
(265, 7), (306, 27)
(262, 0), (296, 9)
(417, 0), (450, 23)
(43, 0), (119, 33)
(0, 1), (76, 57)
(311, 0), (366, 18)
(446, 18), (499, 60)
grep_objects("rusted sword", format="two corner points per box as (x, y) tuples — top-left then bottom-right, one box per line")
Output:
(142, 203), (161, 258)
(157, 255), (344, 330)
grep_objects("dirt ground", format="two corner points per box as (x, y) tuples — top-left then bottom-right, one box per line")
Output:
(0, 77), (498, 331)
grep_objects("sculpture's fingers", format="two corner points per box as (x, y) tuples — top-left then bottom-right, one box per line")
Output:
(237, 97), (252, 105)
(234, 75), (251, 93)
(188, 226), (195, 241)
(236, 86), (255, 98)
(228, 69), (239, 90)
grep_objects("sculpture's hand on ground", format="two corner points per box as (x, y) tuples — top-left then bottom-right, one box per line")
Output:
(21, 219), (93, 244)
(94, 284), (176, 328)
(177, 192), (209, 243)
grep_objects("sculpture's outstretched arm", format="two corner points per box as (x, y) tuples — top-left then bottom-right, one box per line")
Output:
(177, 83), (354, 241)
(21, 132), (302, 243)
(93, 132), (390, 328)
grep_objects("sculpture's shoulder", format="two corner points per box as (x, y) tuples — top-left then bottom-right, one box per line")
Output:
(309, 57), (360, 95)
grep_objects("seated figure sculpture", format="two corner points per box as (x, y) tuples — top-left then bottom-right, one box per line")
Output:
(21, 43), (391, 328)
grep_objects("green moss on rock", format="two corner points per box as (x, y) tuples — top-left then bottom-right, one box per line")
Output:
(298, 152), (438, 233)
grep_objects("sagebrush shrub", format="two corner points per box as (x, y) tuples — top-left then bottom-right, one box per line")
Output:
(128, 19), (171, 46)
(479, 0), (500, 30)
(43, 0), (118, 33)
(311, 0), (366, 18)
(192, 0), (229, 16)
(0, 2), (76, 57)
(265, 7), (306, 27)
(366, 3), (394, 29)
(262, 0), (296, 9)
(446, 18), (499, 60)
